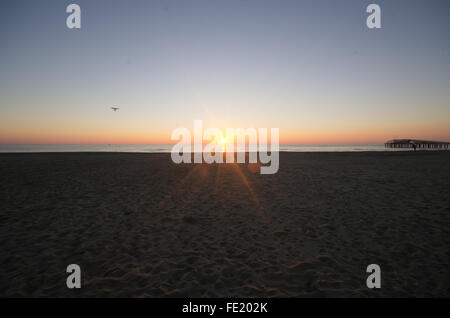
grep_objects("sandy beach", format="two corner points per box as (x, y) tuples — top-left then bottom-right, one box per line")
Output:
(0, 152), (449, 297)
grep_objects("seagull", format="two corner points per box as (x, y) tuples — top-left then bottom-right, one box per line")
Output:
(111, 107), (119, 112)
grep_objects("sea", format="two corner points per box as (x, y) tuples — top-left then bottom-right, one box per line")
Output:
(0, 144), (432, 153)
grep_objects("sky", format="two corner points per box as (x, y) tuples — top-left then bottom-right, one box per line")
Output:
(0, 0), (449, 144)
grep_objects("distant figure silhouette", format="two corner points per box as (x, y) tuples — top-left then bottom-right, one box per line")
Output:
(412, 144), (417, 151)
(111, 107), (119, 112)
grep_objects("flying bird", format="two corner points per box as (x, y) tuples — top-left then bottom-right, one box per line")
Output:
(111, 107), (119, 112)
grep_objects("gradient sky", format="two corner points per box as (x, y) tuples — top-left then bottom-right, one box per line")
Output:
(1, 0), (449, 144)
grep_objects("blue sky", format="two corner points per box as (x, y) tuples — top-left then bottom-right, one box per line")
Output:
(1, 0), (449, 144)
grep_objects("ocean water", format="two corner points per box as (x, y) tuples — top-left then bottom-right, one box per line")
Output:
(0, 144), (426, 153)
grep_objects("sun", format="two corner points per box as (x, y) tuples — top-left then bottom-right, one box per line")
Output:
(220, 137), (228, 145)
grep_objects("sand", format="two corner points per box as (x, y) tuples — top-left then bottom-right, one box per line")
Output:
(0, 152), (449, 297)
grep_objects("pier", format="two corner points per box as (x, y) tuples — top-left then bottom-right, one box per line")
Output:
(385, 139), (450, 149)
